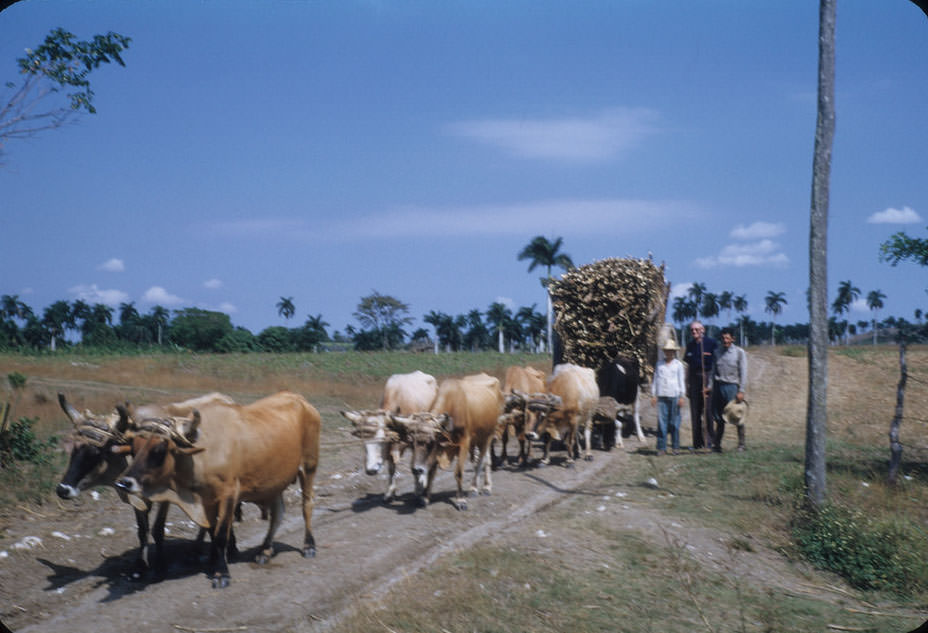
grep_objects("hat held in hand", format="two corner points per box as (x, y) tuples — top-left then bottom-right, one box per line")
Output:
(722, 399), (748, 426)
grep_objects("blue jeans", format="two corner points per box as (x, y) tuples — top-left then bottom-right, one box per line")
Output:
(656, 397), (681, 451)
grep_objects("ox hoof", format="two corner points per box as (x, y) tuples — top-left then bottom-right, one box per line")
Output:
(302, 546), (316, 559)
(211, 574), (230, 589)
(480, 489), (492, 496)
(452, 498), (468, 511)
(584, 454), (594, 462)
(255, 553), (270, 565)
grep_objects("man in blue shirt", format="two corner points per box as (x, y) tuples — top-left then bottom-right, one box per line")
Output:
(683, 321), (717, 451)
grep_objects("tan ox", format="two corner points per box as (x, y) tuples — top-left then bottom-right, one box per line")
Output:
(340, 370), (438, 502)
(56, 392), (236, 578)
(492, 365), (545, 468)
(394, 373), (503, 510)
(115, 391), (320, 588)
(527, 363), (599, 465)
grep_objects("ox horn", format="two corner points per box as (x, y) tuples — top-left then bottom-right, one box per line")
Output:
(115, 404), (131, 435)
(58, 393), (83, 426)
(185, 410), (202, 443)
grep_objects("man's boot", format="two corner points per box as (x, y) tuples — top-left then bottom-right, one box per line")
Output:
(737, 425), (746, 452)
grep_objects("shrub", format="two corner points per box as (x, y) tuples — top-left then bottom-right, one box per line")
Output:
(0, 416), (58, 467)
(792, 501), (928, 596)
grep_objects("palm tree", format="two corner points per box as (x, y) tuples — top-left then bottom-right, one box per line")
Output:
(687, 282), (707, 320)
(42, 300), (71, 351)
(733, 294), (749, 346)
(516, 305), (544, 352)
(831, 280), (860, 344)
(701, 292), (720, 329)
(277, 296), (295, 322)
(866, 289), (886, 345)
(718, 290), (734, 326)
(517, 236), (574, 353)
(764, 291), (788, 346)
(69, 299), (91, 342)
(149, 305), (169, 346)
(671, 296), (697, 345)
(486, 302), (512, 354)
(423, 310), (445, 353)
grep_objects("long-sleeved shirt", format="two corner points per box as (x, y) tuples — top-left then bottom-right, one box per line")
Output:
(709, 344), (748, 391)
(651, 357), (686, 399)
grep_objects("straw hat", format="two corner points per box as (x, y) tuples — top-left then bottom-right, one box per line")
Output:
(662, 339), (679, 351)
(722, 399), (748, 426)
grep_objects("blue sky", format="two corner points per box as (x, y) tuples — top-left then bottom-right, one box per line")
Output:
(2, 1), (926, 338)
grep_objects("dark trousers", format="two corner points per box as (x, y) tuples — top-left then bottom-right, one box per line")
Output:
(687, 377), (713, 449)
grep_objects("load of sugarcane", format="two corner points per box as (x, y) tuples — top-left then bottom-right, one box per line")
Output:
(549, 256), (669, 384)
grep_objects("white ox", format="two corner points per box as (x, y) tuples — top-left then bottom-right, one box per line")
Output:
(527, 363), (600, 464)
(340, 370), (438, 502)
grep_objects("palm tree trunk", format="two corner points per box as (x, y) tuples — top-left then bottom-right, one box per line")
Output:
(546, 287), (553, 354)
(805, 0), (835, 510)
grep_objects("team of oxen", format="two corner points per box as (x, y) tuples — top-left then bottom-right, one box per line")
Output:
(54, 357), (643, 589)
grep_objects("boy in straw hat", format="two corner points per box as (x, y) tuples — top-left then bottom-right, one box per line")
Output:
(650, 338), (686, 455)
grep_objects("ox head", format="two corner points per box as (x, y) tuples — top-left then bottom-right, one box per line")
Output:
(114, 411), (204, 499)
(56, 393), (132, 500)
(340, 409), (396, 475)
(388, 412), (450, 496)
(522, 393), (562, 440)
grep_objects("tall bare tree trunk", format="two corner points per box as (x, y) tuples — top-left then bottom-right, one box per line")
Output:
(888, 341), (907, 485)
(806, 0), (835, 509)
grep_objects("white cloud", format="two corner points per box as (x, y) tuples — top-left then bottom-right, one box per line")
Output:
(204, 278), (223, 289)
(334, 198), (697, 240)
(206, 198), (699, 242)
(730, 222), (786, 240)
(695, 240), (790, 269)
(670, 282), (693, 300)
(141, 286), (185, 306)
(98, 258), (125, 273)
(867, 206), (922, 224)
(446, 107), (660, 162)
(217, 302), (237, 314)
(851, 298), (869, 313)
(494, 296), (515, 310)
(68, 284), (129, 306)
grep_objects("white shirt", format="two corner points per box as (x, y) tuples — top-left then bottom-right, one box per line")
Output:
(651, 357), (686, 399)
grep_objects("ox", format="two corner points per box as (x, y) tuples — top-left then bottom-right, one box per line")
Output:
(393, 373), (503, 510)
(55, 392), (235, 578)
(340, 370), (437, 503)
(115, 391), (320, 588)
(526, 364), (599, 465)
(492, 365), (545, 469)
(597, 355), (646, 444)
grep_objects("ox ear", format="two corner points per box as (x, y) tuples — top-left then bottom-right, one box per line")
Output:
(58, 393), (83, 425)
(115, 405), (131, 434)
(436, 449), (451, 470)
(438, 413), (452, 431)
(111, 444), (133, 455)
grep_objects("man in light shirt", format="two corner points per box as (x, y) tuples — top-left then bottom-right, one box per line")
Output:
(708, 328), (748, 452)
